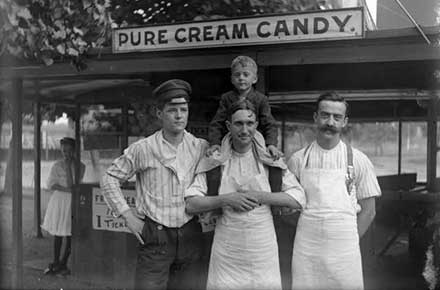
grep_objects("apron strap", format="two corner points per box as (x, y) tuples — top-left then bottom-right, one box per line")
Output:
(207, 166), (222, 197)
(268, 166), (282, 192)
(345, 143), (355, 195)
(301, 142), (355, 196)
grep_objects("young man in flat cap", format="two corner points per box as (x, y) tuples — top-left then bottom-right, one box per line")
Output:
(101, 79), (208, 290)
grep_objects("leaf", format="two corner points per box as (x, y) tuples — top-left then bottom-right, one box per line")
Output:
(73, 26), (84, 36)
(54, 7), (63, 19)
(83, 0), (92, 8)
(7, 12), (18, 26)
(52, 29), (66, 39)
(16, 7), (32, 20)
(56, 43), (65, 54)
(42, 55), (54, 66)
(67, 47), (79, 56)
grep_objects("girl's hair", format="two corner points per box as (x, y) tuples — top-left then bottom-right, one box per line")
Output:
(231, 55), (258, 74)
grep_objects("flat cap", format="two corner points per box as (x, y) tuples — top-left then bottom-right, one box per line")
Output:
(152, 79), (191, 105)
(60, 137), (75, 147)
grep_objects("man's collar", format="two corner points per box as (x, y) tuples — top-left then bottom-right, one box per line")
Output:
(196, 132), (287, 174)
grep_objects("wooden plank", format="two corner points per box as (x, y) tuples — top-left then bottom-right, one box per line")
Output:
(0, 34), (437, 81)
(257, 42), (440, 66)
(11, 77), (23, 289)
(33, 100), (42, 238)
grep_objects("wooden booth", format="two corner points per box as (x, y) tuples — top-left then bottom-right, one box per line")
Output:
(1, 7), (440, 289)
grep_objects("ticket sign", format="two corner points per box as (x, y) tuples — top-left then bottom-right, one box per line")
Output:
(113, 8), (363, 53)
(92, 187), (136, 233)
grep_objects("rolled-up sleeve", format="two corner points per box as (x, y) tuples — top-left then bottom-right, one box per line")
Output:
(282, 169), (307, 209)
(185, 172), (207, 198)
(354, 150), (382, 200)
(100, 149), (138, 216)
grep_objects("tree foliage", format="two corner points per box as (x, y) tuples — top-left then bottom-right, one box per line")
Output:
(1, 0), (337, 67)
(110, 0), (335, 26)
(0, 0), (113, 70)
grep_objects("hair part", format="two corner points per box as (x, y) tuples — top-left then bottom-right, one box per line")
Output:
(316, 92), (349, 116)
(227, 99), (257, 121)
(231, 55), (258, 74)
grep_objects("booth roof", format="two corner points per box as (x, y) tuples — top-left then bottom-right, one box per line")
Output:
(0, 79), (151, 103)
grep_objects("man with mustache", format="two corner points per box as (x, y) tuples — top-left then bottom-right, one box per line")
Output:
(287, 92), (381, 290)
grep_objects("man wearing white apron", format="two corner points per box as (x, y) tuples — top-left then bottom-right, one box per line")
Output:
(185, 100), (306, 290)
(287, 92), (381, 290)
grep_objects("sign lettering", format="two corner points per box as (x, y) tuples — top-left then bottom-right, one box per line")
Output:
(92, 187), (136, 233)
(112, 8), (363, 53)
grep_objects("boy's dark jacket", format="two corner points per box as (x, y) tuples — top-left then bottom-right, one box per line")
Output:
(208, 88), (278, 146)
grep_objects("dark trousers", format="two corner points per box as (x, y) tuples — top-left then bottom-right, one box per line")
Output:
(274, 213), (300, 290)
(134, 217), (203, 290)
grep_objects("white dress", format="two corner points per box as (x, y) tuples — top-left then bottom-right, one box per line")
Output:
(41, 160), (82, 236)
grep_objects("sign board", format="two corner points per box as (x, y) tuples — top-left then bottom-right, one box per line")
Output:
(113, 8), (364, 53)
(92, 187), (136, 233)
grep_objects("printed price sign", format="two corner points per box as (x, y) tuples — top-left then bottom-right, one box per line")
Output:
(92, 187), (136, 232)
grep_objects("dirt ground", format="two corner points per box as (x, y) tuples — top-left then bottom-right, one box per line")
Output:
(0, 189), (430, 290)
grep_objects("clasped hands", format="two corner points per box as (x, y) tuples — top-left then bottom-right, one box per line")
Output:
(222, 189), (263, 212)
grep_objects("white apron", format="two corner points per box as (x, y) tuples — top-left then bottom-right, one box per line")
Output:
(291, 149), (363, 290)
(207, 163), (282, 290)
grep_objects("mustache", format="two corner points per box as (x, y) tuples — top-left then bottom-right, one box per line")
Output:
(319, 125), (338, 133)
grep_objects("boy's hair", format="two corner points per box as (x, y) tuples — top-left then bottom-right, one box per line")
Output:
(227, 99), (257, 121)
(231, 56), (258, 74)
(316, 92), (350, 117)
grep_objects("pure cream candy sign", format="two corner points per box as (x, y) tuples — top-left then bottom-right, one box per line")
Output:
(112, 8), (364, 53)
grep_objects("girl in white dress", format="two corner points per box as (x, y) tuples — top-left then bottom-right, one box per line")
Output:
(41, 137), (85, 275)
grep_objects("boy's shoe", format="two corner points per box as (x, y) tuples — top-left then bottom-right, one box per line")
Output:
(43, 262), (61, 275)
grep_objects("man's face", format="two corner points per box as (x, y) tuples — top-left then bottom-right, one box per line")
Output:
(231, 65), (257, 94)
(157, 101), (189, 134)
(227, 109), (258, 148)
(61, 144), (74, 161)
(314, 100), (348, 140)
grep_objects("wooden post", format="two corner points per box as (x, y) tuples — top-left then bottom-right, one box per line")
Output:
(75, 103), (81, 186)
(398, 120), (402, 175)
(71, 102), (81, 274)
(122, 103), (128, 153)
(33, 101), (42, 238)
(11, 77), (23, 289)
(427, 95), (438, 191)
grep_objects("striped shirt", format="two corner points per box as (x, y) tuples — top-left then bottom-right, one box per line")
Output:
(101, 130), (208, 228)
(287, 141), (381, 200)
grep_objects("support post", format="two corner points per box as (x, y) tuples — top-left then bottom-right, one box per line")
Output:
(11, 77), (23, 289)
(122, 103), (128, 153)
(33, 101), (42, 238)
(398, 120), (402, 175)
(427, 96), (438, 191)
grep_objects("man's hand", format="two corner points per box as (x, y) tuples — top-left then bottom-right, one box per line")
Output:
(237, 188), (264, 203)
(206, 145), (221, 157)
(122, 209), (145, 244)
(267, 145), (283, 160)
(222, 192), (259, 212)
